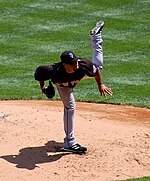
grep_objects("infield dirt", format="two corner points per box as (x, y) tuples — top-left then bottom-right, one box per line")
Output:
(0, 100), (150, 181)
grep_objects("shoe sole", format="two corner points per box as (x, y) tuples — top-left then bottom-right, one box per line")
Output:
(90, 21), (104, 36)
(63, 148), (87, 154)
(95, 21), (104, 34)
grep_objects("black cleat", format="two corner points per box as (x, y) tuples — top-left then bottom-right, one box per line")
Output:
(64, 143), (87, 154)
(90, 21), (104, 36)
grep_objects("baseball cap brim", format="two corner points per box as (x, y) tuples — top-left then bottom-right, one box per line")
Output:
(64, 57), (78, 65)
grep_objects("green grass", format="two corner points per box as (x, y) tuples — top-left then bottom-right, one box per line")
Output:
(0, 0), (150, 108)
(116, 176), (150, 181)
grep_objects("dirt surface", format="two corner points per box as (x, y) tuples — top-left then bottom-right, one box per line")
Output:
(0, 100), (150, 181)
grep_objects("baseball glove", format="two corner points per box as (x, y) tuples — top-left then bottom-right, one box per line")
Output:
(42, 80), (55, 99)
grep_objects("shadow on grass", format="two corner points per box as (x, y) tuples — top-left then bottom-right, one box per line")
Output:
(0, 140), (70, 170)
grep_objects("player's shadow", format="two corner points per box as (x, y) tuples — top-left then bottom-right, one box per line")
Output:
(1, 140), (70, 170)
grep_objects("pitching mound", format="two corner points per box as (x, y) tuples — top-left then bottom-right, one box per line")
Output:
(0, 100), (150, 181)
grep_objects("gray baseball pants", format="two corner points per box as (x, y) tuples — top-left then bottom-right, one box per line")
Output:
(56, 32), (103, 148)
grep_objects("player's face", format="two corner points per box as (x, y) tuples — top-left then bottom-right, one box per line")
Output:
(63, 62), (79, 74)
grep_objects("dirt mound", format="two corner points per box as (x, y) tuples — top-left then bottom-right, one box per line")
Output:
(0, 100), (150, 181)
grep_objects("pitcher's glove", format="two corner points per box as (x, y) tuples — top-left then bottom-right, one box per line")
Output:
(42, 80), (55, 99)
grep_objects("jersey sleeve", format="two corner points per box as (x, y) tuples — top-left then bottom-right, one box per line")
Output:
(34, 65), (53, 81)
(78, 58), (98, 77)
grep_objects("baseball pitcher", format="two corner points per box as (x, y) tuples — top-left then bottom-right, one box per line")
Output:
(34, 20), (112, 154)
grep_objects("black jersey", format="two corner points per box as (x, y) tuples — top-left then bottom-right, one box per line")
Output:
(34, 58), (98, 88)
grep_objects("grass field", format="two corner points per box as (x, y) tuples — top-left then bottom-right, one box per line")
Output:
(0, 0), (150, 108)
(117, 177), (150, 181)
(0, 1), (150, 180)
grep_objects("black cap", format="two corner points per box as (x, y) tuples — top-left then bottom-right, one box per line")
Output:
(60, 51), (78, 65)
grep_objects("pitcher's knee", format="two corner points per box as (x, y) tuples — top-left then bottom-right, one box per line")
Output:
(64, 104), (76, 111)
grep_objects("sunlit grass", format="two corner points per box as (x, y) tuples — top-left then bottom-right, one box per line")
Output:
(0, 0), (150, 108)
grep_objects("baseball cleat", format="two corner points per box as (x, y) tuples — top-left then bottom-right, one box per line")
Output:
(64, 143), (87, 154)
(90, 21), (104, 36)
